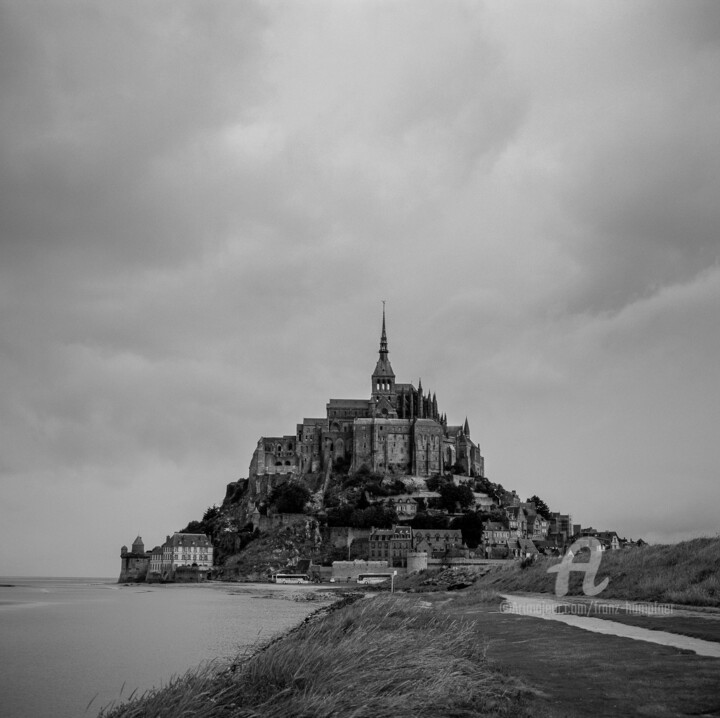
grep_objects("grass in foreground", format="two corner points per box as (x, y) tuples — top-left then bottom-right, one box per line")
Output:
(99, 595), (542, 718)
(474, 536), (720, 606)
(416, 591), (720, 718)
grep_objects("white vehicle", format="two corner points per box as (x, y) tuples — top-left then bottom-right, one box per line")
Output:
(356, 573), (393, 585)
(273, 573), (311, 584)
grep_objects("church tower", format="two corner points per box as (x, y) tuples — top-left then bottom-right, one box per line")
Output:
(371, 304), (397, 416)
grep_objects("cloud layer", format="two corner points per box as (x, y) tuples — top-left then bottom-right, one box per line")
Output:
(1, 1), (719, 575)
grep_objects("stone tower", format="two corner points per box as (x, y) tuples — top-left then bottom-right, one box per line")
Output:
(132, 535), (145, 554)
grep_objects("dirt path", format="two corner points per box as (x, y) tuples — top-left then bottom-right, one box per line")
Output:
(501, 593), (720, 658)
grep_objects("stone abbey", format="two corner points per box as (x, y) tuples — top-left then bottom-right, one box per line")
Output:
(249, 310), (485, 480)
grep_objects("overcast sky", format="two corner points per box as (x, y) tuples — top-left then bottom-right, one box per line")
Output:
(2, 1), (719, 577)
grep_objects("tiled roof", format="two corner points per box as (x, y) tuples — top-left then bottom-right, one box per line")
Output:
(166, 533), (212, 548)
(327, 399), (370, 407)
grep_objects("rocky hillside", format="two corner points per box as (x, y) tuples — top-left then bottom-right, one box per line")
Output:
(179, 466), (526, 579)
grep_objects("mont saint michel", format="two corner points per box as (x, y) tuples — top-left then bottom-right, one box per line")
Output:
(249, 307), (484, 483)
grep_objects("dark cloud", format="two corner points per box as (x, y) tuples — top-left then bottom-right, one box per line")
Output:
(1, 1), (719, 574)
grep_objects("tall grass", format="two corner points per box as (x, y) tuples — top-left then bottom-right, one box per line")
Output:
(99, 595), (540, 718)
(477, 537), (720, 606)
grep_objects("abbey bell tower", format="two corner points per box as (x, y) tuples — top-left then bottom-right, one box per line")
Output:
(371, 304), (397, 417)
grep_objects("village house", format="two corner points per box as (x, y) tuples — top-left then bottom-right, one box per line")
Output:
(599, 531), (621, 550)
(507, 537), (540, 558)
(517, 503), (549, 540)
(368, 525), (467, 565)
(157, 532), (214, 580)
(550, 513), (574, 541)
(505, 506), (528, 538)
(482, 522), (511, 544)
(388, 495), (419, 520)
(411, 528), (465, 556)
(472, 491), (496, 509)
(582, 530), (622, 550)
(369, 525), (413, 567)
(148, 545), (163, 574)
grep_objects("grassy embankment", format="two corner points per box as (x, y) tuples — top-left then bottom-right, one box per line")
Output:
(474, 537), (720, 606)
(99, 538), (720, 717)
(98, 592), (544, 718)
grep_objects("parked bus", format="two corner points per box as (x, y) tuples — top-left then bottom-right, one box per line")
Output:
(273, 573), (311, 584)
(356, 573), (393, 585)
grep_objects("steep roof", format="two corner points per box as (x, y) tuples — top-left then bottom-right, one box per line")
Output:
(165, 533), (212, 548)
(518, 538), (539, 554)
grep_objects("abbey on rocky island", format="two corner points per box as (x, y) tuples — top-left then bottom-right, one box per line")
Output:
(249, 309), (485, 480)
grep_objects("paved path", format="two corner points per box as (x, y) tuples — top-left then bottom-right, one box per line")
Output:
(501, 593), (720, 658)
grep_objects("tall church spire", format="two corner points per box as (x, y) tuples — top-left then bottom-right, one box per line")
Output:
(371, 302), (396, 410)
(380, 300), (388, 356)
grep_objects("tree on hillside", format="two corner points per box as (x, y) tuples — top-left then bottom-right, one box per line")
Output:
(474, 476), (497, 497)
(494, 484), (517, 506)
(332, 455), (352, 475)
(527, 495), (552, 520)
(268, 482), (311, 514)
(425, 475), (443, 492)
(449, 511), (484, 549)
(410, 512), (450, 530)
(437, 482), (474, 512)
(325, 504), (354, 527)
(178, 505), (223, 542)
(365, 481), (390, 497)
(325, 503), (396, 528)
(351, 505), (397, 529)
(341, 473), (366, 489)
(179, 520), (203, 534)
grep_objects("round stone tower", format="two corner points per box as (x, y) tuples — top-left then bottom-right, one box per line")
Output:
(407, 551), (428, 574)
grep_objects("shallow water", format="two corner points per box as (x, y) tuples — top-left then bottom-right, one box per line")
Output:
(501, 593), (720, 658)
(0, 578), (327, 718)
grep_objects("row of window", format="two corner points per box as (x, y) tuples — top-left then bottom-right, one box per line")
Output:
(265, 443), (295, 452)
(370, 534), (411, 541)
